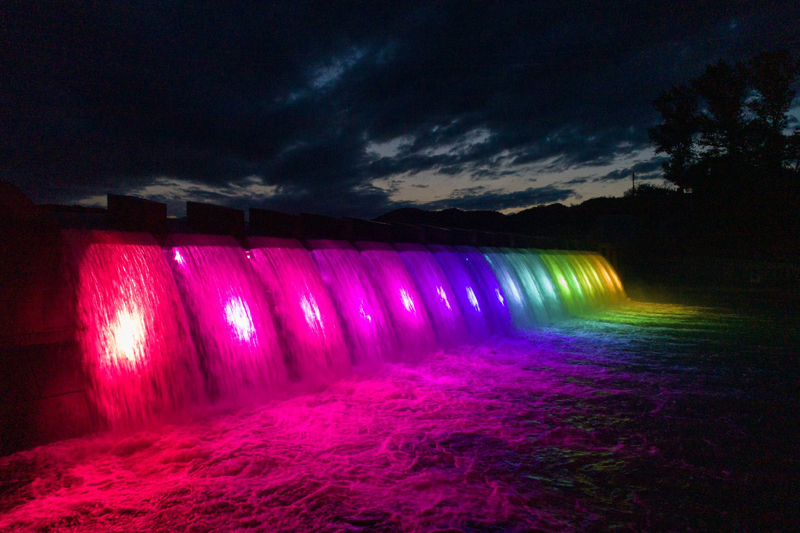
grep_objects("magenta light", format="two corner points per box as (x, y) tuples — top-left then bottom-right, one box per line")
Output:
(173, 249), (185, 265)
(224, 296), (256, 343)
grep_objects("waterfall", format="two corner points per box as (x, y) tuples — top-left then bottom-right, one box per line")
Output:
(165, 234), (287, 401)
(247, 237), (351, 384)
(356, 241), (438, 358)
(309, 240), (398, 366)
(59, 229), (627, 429)
(394, 243), (469, 347)
(64, 230), (205, 426)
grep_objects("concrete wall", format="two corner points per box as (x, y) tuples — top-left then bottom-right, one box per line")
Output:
(0, 183), (94, 454)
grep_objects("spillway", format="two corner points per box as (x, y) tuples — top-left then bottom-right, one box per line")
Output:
(308, 240), (399, 366)
(32, 231), (630, 439)
(355, 241), (438, 358)
(165, 234), (287, 402)
(247, 237), (351, 384)
(394, 243), (469, 347)
(63, 230), (205, 427)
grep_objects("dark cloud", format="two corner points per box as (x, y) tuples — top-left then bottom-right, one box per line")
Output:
(592, 158), (667, 183)
(421, 185), (575, 211)
(2, 1), (798, 215)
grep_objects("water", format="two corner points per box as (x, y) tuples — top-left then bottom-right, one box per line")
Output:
(355, 241), (438, 358)
(4, 303), (797, 532)
(535, 250), (625, 314)
(497, 247), (564, 323)
(308, 240), (398, 366)
(55, 232), (629, 432)
(480, 246), (539, 328)
(454, 246), (514, 335)
(394, 243), (468, 347)
(429, 245), (495, 340)
(62, 230), (204, 427)
(165, 234), (287, 401)
(247, 237), (351, 384)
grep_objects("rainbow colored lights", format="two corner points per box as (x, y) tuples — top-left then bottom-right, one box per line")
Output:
(67, 230), (626, 425)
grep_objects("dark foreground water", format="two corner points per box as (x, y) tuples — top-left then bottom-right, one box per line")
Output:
(1, 302), (798, 532)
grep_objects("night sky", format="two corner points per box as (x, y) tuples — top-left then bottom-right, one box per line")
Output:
(3, 1), (799, 218)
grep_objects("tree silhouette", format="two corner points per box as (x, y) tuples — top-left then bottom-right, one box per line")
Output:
(649, 50), (800, 196)
(747, 51), (800, 174)
(648, 85), (699, 192)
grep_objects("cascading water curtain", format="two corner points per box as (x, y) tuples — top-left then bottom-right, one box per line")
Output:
(63, 230), (205, 427)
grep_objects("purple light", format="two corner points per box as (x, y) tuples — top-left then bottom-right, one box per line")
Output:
(224, 296), (256, 342)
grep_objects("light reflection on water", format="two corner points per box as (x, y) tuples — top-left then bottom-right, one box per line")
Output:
(1, 302), (797, 532)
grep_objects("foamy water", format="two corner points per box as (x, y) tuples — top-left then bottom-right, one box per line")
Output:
(1, 303), (797, 532)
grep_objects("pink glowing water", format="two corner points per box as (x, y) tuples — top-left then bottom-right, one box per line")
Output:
(395, 243), (468, 347)
(4, 304), (796, 532)
(62, 230), (204, 426)
(166, 234), (287, 400)
(356, 241), (438, 358)
(309, 240), (398, 366)
(246, 237), (351, 383)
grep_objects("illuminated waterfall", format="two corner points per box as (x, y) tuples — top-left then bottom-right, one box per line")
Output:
(62, 229), (627, 426)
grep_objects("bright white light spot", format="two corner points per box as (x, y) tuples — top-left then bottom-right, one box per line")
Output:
(225, 297), (256, 342)
(400, 288), (415, 313)
(436, 286), (451, 310)
(510, 282), (522, 302)
(495, 288), (505, 306)
(109, 309), (145, 366)
(359, 302), (372, 322)
(173, 250), (185, 265)
(466, 287), (481, 312)
(301, 295), (323, 331)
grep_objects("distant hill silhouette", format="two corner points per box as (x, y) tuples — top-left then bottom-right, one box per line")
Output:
(376, 192), (685, 247)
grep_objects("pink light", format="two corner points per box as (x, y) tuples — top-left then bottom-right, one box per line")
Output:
(495, 288), (505, 306)
(224, 297), (256, 342)
(400, 288), (416, 313)
(173, 250), (185, 265)
(107, 308), (146, 367)
(436, 286), (451, 310)
(466, 287), (481, 312)
(300, 295), (323, 331)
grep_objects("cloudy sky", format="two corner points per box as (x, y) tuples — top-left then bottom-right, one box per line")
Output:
(3, 1), (799, 218)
